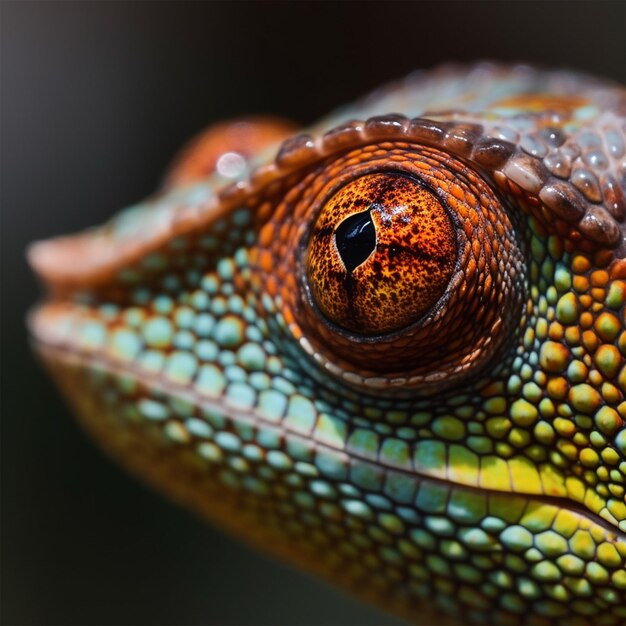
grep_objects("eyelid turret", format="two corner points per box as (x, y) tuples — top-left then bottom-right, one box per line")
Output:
(258, 141), (528, 392)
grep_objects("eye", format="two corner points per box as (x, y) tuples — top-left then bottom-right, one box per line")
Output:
(306, 172), (457, 335)
(272, 142), (528, 390)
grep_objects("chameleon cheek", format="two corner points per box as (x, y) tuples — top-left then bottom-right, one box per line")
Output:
(306, 173), (457, 335)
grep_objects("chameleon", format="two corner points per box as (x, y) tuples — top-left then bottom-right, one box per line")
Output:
(28, 63), (626, 625)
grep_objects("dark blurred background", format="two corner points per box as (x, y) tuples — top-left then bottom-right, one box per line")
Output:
(2, 2), (624, 625)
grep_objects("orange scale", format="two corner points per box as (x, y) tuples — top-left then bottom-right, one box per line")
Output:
(590, 270), (610, 288)
(277, 222), (291, 242)
(483, 238), (494, 257)
(610, 260), (626, 279)
(285, 273), (299, 292)
(341, 157), (360, 169)
(411, 161), (433, 172)
(283, 186), (305, 206)
(468, 207), (482, 227)
(449, 184), (466, 201)
(483, 274), (494, 293)
(282, 307), (296, 326)
(258, 252), (274, 276)
(574, 277), (591, 295)
(582, 331), (601, 353)
(579, 295), (594, 310)
(289, 325), (303, 342)
(549, 323), (565, 341)
(265, 276), (279, 297)
(258, 223), (276, 248)
(572, 254), (592, 273)
(324, 163), (342, 179)
(256, 202), (273, 223)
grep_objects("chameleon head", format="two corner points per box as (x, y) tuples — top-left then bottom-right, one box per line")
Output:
(28, 64), (626, 624)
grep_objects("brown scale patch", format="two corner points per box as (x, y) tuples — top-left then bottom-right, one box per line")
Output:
(307, 173), (456, 334)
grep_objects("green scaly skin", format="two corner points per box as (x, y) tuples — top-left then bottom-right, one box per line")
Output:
(28, 64), (626, 624)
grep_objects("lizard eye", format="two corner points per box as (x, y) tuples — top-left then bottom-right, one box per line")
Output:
(292, 143), (526, 389)
(306, 172), (457, 335)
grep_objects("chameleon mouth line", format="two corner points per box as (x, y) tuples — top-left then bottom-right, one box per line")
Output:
(30, 326), (625, 541)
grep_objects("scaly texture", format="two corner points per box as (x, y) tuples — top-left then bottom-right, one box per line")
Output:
(28, 63), (626, 625)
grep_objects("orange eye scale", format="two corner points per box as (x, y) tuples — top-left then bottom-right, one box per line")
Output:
(306, 172), (457, 335)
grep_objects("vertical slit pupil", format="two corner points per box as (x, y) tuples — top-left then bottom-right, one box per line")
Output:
(335, 209), (377, 273)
